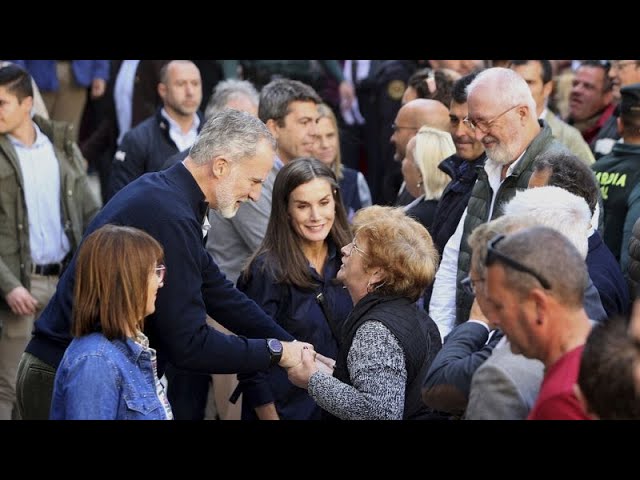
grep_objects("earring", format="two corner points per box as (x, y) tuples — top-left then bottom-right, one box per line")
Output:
(366, 278), (373, 293)
(416, 180), (423, 189)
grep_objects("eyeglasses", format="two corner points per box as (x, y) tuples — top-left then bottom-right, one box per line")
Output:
(346, 237), (368, 257)
(611, 60), (638, 71)
(485, 234), (550, 289)
(391, 123), (418, 133)
(461, 275), (484, 296)
(155, 264), (166, 283)
(463, 104), (520, 134)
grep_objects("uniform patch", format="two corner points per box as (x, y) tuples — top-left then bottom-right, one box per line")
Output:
(114, 150), (126, 162)
(387, 80), (406, 101)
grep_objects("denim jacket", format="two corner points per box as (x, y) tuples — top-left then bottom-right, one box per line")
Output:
(50, 332), (170, 420)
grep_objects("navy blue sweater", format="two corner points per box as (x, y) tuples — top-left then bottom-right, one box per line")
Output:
(27, 163), (293, 375)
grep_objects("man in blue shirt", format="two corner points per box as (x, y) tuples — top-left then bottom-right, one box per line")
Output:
(16, 109), (310, 420)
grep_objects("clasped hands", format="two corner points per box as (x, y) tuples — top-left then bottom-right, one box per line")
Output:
(280, 341), (335, 389)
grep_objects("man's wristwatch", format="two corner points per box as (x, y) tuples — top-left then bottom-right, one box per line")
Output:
(266, 338), (283, 366)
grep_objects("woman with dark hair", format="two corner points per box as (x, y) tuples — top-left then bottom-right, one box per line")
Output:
(401, 67), (462, 107)
(50, 224), (170, 420)
(288, 206), (443, 420)
(237, 157), (352, 420)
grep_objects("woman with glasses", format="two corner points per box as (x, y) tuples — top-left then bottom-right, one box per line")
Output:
(401, 126), (455, 232)
(312, 103), (372, 221)
(236, 158), (352, 420)
(288, 206), (443, 420)
(50, 224), (171, 420)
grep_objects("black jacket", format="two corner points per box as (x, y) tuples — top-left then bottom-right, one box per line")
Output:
(430, 153), (486, 256)
(423, 322), (503, 415)
(106, 109), (203, 200)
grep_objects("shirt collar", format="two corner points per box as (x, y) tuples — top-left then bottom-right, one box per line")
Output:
(484, 149), (526, 181)
(160, 108), (200, 134)
(7, 122), (48, 149)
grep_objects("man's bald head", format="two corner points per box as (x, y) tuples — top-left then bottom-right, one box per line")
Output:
(402, 98), (451, 131)
(391, 98), (451, 162)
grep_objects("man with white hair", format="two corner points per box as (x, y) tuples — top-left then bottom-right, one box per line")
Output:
(429, 67), (572, 340)
(204, 79), (259, 119)
(502, 186), (606, 322)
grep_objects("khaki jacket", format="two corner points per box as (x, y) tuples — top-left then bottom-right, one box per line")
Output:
(0, 115), (100, 304)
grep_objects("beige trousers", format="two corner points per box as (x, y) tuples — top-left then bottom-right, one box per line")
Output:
(41, 61), (87, 140)
(0, 274), (58, 420)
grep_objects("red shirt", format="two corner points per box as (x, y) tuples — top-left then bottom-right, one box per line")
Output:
(528, 345), (589, 420)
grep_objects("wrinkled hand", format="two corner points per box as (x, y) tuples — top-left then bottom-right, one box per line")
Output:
(279, 341), (314, 368)
(287, 348), (318, 389)
(314, 353), (335, 375)
(5, 286), (38, 316)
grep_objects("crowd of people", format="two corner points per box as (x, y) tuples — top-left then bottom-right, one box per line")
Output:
(1, 59), (640, 420)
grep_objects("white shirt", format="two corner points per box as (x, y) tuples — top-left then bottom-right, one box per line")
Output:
(161, 108), (200, 153)
(429, 151), (527, 341)
(114, 60), (141, 145)
(9, 124), (70, 264)
(341, 60), (369, 126)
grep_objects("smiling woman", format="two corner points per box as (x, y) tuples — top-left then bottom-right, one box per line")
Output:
(288, 205), (444, 420)
(236, 158), (353, 420)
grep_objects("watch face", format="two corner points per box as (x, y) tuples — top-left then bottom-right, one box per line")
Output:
(268, 338), (283, 354)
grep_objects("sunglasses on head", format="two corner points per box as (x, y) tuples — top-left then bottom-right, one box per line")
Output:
(485, 234), (551, 289)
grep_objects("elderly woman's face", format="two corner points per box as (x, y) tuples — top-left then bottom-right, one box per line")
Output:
(337, 234), (371, 303)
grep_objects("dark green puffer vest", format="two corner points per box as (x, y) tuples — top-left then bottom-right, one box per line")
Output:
(454, 121), (571, 324)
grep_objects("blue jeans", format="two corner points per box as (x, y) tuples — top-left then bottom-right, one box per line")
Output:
(16, 352), (56, 420)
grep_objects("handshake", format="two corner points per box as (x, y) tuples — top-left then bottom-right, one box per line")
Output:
(279, 340), (335, 389)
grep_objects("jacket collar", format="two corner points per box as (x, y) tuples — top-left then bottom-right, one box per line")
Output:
(439, 152), (486, 182)
(112, 336), (146, 364)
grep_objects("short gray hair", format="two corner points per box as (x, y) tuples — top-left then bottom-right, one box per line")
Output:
(468, 215), (536, 278)
(204, 79), (259, 120)
(492, 226), (588, 308)
(532, 151), (599, 214)
(189, 109), (275, 166)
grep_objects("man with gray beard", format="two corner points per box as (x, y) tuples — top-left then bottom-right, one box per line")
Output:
(16, 110), (311, 419)
(429, 67), (571, 340)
